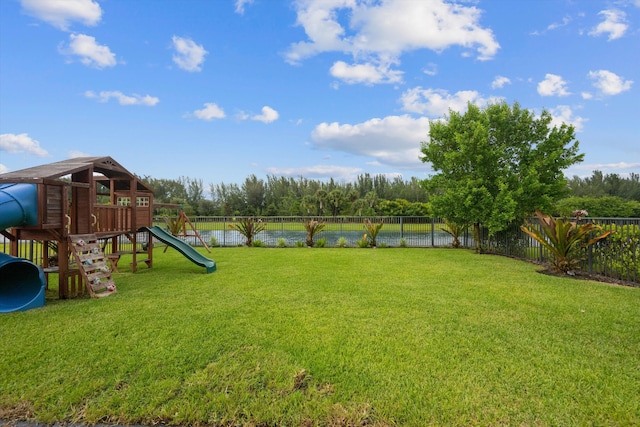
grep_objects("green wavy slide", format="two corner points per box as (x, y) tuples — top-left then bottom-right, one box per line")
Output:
(142, 226), (216, 273)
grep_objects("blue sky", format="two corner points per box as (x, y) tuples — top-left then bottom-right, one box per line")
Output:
(1, 0), (638, 187)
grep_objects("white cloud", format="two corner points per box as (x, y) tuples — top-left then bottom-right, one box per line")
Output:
(251, 106), (279, 123)
(235, 111), (250, 121)
(60, 33), (116, 68)
(399, 87), (499, 118)
(588, 70), (633, 95)
(549, 105), (587, 132)
(84, 90), (159, 106)
(547, 16), (571, 31)
(422, 63), (438, 76)
(0, 164), (8, 174)
(310, 115), (430, 168)
(491, 75), (511, 89)
(356, 0), (500, 60)
(265, 165), (363, 181)
(568, 162), (640, 178)
(531, 15), (572, 36)
(171, 36), (208, 72)
(234, 0), (254, 15)
(589, 9), (628, 41)
(581, 92), (593, 100)
(285, 0), (499, 84)
(573, 161), (640, 172)
(0, 133), (49, 157)
(191, 103), (226, 121)
(20, 0), (102, 31)
(329, 60), (403, 85)
(537, 73), (570, 96)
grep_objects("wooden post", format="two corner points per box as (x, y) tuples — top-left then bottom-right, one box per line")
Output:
(58, 238), (69, 299)
(130, 176), (138, 272)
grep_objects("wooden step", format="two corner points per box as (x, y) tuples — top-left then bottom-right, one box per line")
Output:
(69, 234), (117, 298)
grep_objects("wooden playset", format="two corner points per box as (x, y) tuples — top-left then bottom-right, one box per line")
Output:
(159, 204), (210, 253)
(0, 157), (155, 298)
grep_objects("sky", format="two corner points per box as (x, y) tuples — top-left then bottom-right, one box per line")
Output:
(1, 0), (639, 188)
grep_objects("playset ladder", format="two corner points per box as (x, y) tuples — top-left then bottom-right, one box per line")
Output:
(69, 234), (117, 298)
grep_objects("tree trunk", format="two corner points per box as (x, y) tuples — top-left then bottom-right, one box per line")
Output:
(473, 222), (482, 253)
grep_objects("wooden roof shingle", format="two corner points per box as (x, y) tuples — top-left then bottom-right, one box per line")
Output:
(0, 157), (153, 192)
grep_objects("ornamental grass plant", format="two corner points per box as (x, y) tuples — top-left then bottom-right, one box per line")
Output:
(521, 210), (612, 275)
(1, 248), (638, 426)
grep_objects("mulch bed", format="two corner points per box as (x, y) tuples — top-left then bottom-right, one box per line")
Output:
(535, 266), (639, 288)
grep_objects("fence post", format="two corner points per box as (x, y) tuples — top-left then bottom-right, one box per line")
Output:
(538, 223), (543, 263)
(431, 217), (435, 247)
(503, 229), (508, 256)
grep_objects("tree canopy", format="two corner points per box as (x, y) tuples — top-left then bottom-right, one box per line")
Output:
(143, 173), (430, 217)
(567, 171), (640, 201)
(420, 101), (584, 246)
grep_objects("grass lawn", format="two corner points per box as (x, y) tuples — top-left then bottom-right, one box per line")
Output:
(1, 248), (638, 426)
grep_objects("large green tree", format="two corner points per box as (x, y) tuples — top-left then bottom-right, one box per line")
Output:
(421, 101), (584, 251)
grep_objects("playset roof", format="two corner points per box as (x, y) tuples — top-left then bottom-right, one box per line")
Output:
(0, 156), (153, 193)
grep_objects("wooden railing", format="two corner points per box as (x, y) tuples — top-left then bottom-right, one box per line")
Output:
(94, 205), (131, 233)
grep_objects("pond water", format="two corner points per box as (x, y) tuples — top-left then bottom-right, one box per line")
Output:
(184, 229), (474, 248)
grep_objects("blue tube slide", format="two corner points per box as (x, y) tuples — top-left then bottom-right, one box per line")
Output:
(0, 183), (46, 313)
(0, 253), (46, 312)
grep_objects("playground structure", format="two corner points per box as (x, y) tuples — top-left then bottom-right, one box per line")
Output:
(0, 157), (215, 313)
(159, 204), (211, 252)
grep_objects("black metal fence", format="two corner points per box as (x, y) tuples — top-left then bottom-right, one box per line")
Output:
(157, 216), (468, 248)
(2, 216), (638, 285)
(155, 215), (639, 285)
(486, 218), (639, 284)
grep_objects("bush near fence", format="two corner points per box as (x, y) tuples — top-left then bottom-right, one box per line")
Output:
(489, 218), (639, 284)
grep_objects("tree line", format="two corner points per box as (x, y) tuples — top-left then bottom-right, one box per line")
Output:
(142, 173), (430, 217)
(558, 172), (640, 218)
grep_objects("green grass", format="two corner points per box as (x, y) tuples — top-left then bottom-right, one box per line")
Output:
(1, 248), (639, 426)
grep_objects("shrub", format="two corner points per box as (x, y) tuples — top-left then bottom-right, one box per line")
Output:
(295, 241), (305, 248)
(521, 210), (612, 275)
(364, 219), (384, 247)
(356, 234), (370, 248)
(442, 219), (468, 248)
(276, 237), (287, 248)
(251, 239), (264, 247)
(229, 217), (266, 247)
(315, 237), (327, 248)
(303, 219), (326, 247)
(555, 196), (640, 218)
(598, 223), (640, 281)
(399, 238), (407, 248)
(209, 236), (219, 247)
(336, 237), (348, 248)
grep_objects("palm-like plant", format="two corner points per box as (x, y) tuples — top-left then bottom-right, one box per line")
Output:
(303, 219), (326, 247)
(520, 210), (611, 274)
(229, 217), (266, 247)
(364, 219), (384, 247)
(442, 219), (468, 248)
